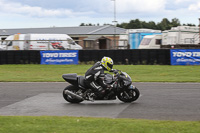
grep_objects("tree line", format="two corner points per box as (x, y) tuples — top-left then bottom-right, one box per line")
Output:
(80, 18), (196, 31)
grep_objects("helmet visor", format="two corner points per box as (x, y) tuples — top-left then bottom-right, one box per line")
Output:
(107, 62), (113, 70)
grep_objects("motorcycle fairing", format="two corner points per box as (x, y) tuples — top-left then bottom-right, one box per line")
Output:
(78, 76), (86, 89)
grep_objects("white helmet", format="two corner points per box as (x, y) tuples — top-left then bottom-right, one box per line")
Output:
(101, 56), (113, 71)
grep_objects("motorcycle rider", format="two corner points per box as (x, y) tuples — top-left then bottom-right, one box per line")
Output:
(84, 56), (114, 99)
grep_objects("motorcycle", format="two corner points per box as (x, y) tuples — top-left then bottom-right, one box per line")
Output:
(62, 69), (140, 103)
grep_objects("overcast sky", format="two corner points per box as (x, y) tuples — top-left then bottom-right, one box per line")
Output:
(0, 0), (200, 29)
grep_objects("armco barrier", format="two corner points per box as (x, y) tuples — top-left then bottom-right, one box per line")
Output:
(0, 49), (170, 65)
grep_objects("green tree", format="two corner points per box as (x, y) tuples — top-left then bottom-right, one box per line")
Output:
(141, 21), (148, 28)
(80, 17), (196, 30)
(126, 19), (142, 29)
(157, 18), (171, 30)
(80, 23), (85, 26)
(148, 21), (157, 29)
(183, 23), (196, 26)
(117, 22), (128, 28)
(171, 18), (181, 27)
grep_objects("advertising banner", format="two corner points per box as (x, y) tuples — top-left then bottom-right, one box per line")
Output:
(40, 50), (79, 65)
(171, 49), (200, 65)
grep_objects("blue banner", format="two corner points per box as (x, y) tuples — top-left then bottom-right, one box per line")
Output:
(40, 50), (79, 65)
(171, 49), (200, 65)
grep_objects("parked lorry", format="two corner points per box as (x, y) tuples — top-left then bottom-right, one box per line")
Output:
(139, 26), (200, 49)
(2, 34), (82, 50)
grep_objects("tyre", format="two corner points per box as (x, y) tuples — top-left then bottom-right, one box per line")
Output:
(63, 85), (84, 103)
(117, 87), (140, 103)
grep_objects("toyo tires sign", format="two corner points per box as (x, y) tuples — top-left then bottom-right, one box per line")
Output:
(171, 49), (200, 65)
(40, 50), (79, 65)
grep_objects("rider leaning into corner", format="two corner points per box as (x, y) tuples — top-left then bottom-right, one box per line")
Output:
(84, 56), (116, 99)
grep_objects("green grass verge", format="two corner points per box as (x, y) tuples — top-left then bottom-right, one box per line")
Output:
(0, 116), (200, 133)
(0, 64), (200, 82)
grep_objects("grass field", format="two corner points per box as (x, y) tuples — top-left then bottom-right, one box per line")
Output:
(0, 64), (200, 82)
(0, 116), (200, 133)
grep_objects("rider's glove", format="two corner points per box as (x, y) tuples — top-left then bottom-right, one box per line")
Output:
(111, 69), (118, 74)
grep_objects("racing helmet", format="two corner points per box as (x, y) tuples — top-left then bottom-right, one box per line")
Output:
(101, 56), (113, 71)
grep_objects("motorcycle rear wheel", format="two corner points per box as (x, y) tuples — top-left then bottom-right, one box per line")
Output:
(117, 87), (140, 103)
(63, 85), (84, 103)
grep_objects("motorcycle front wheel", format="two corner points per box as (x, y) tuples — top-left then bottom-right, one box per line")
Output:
(117, 87), (140, 103)
(63, 85), (84, 103)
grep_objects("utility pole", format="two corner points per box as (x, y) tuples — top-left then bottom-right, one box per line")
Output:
(199, 18), (200, 44)
(111, 0), (117, 49)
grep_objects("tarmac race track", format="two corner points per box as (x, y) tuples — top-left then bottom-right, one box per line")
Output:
(0, 82), (200, 121)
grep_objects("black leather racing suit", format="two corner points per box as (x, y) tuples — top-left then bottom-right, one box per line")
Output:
(84, 61), (107, 93)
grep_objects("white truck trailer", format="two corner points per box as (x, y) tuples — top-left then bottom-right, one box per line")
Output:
(2, 34), (82, 50)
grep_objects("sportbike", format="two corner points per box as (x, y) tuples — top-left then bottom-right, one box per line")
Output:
(62, 70), (140, 103)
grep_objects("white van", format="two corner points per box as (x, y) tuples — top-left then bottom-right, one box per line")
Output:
(139, 35), (162, 49)
(2, 34), (82, 50)
(2, 34), (25, 50)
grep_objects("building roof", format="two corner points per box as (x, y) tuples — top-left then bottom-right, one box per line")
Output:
(0, 25), (126, 36)
(83, 35), (111, 41)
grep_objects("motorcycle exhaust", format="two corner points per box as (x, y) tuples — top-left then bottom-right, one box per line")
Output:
(64, 90), (84, 101)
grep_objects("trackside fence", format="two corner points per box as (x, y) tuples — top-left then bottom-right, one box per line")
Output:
(0, 50), (40, 64)
(79, 49), (170, 65)
(0, 49), (170, 65)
